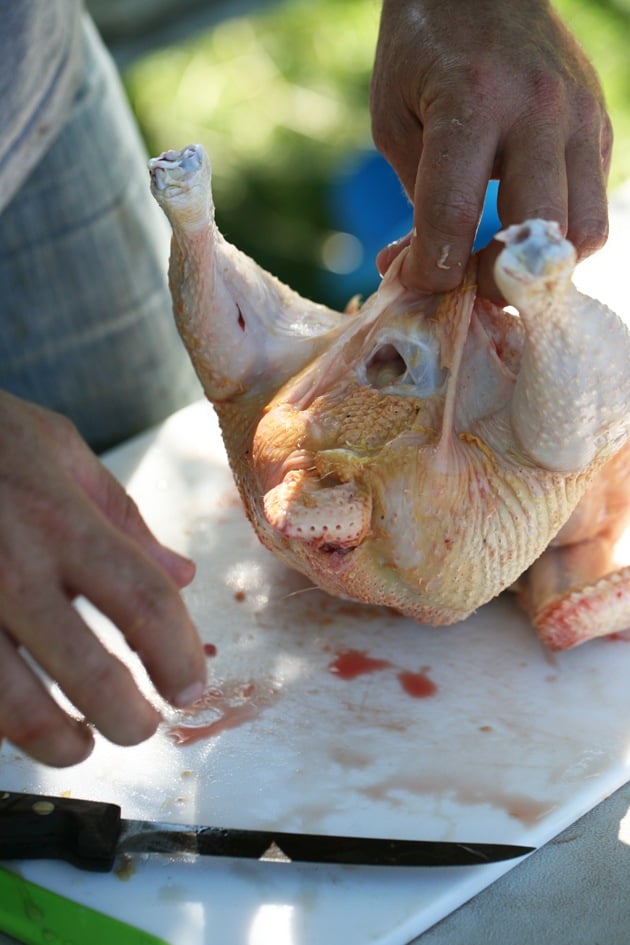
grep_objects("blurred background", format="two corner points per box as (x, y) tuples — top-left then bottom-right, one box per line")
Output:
(87, 0), (630, 309)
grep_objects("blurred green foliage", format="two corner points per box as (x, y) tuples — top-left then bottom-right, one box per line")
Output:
(124, 0), (630, 306)
(557, 0), (630, 178)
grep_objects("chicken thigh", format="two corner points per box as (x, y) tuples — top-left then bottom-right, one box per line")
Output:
(149, 144), (630, 649)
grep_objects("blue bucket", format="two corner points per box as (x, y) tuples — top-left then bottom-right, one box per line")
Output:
(323, 149), (501, 300)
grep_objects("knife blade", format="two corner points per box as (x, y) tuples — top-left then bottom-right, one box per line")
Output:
(0, 791), (534, 872)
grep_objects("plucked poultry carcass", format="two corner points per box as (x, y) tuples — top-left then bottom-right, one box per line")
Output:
(149, 144), (630, 650)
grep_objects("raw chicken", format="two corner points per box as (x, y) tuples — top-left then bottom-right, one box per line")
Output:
(149, 144), (630, 650)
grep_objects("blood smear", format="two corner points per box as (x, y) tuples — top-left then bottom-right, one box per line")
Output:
(203, 643), (218, 657)
(168, 703), (259, 746)
(396, 670), (437, 698)
(166, 679), (278, 746)
(328, 649), (392, 680)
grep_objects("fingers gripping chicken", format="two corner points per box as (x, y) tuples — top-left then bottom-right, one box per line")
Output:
(149, 145), (630, 649)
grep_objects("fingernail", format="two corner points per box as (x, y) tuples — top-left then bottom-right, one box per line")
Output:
(173, 680), (205, 709)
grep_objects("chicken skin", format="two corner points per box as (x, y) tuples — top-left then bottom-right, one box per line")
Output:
(150, 144), (630, 649)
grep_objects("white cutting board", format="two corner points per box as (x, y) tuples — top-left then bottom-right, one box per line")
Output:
(1, 408), (629, 945)
(2, 190), (630, 945)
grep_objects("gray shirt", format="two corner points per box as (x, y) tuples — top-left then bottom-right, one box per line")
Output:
(0, 0), (82, 212)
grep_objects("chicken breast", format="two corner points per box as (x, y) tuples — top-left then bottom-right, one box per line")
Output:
(149, 144), (630, 649)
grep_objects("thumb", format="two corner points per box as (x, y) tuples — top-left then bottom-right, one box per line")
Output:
(376, 231), (413, 277)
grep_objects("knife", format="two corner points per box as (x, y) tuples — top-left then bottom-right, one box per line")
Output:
(0, 791), (534, 872)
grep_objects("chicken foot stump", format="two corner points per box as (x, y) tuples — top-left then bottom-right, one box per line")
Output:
(149, 144), (630, 649)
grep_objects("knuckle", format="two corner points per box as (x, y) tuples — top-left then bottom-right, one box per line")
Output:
(601, 115), (614, 168)
(5, 708), (92, 767)
(458, 60), (504, 111)
(0, 552), (30, 603)
(99, 475), (144, 535)
(31, 405), (82, 455)
(370, 106), (415, 164)
(67, 650), (158, 745)
(570, 84), (607, 133)
(570, 215), (609, 258)
(527, 69), (567, 115)
(419, 187), (481, 243)
(77, 651), (127, 702)
(131, 576), (179, 626)
(7, 709), (60, 749)
(123, 575), (185, 653)
(48, 410), (80, 444)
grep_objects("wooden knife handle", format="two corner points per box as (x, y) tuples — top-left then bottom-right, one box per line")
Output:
(0, 790), (120, 872)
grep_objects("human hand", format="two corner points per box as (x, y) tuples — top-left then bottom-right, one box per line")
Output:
(0, 391), (206, 767)
(370, 0), (612, 299)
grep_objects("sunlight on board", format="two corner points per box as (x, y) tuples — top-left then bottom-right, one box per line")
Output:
(249, 903), (294, 945)
(617, 805), (630, 846)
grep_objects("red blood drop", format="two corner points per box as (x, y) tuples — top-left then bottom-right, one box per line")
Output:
(328, 649), (392, 680)
(397, 670), (437, 698)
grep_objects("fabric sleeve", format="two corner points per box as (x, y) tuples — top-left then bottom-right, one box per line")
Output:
(0, 0), (83, 213)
